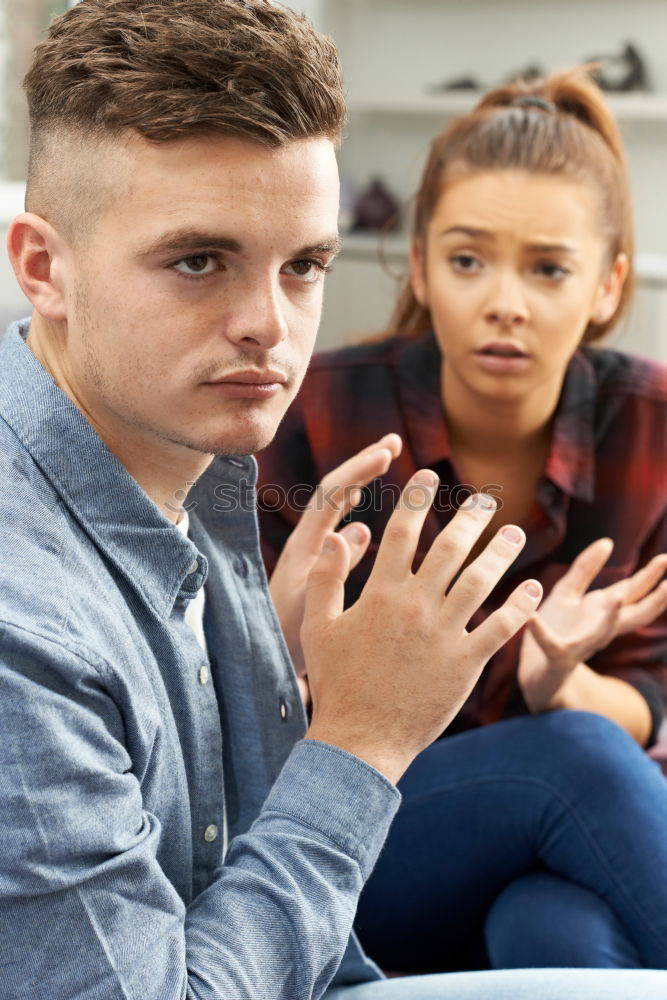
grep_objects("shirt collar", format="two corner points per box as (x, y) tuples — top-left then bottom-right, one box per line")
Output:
(0, 321), (253, 617)
(395, 330), (596, 502)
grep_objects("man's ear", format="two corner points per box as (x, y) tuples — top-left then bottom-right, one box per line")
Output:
(7, 213), (68, 322)
(591, 252), (629, 326)
(409, 237), (429, 308)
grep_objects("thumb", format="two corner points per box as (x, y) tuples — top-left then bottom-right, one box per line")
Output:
(303, 532), (351, 627)
(527, 614), (563, 659)
(338, 520), (372, 571)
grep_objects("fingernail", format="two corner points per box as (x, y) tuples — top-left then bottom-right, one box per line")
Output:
(478, 493), (497, 511)
(413, 469), (437, 488)
(322, 536), (336, 553)
(346, 523), (366, 545)
(524, 581), (542, 599)
(501, 525), (523, 544)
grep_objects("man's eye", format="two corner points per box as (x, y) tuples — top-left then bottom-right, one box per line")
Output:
(173, 255), (218, 278)
(284, 259), (331, 283)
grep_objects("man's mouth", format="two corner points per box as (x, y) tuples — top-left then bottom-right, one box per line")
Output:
(206, 369), (288, 385)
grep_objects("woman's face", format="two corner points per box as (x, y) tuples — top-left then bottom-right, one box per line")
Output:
(411, 169), (627, 405)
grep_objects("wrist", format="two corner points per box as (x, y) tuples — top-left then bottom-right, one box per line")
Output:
(304, 722), (411, 785)
(542, 662), (589, 711)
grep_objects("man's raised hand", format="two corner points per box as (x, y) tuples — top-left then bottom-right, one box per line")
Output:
(269, 434), (402, 674)
(302, 470), (542, 784)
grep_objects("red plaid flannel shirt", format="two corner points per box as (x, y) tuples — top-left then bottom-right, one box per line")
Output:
(258, 331), (667, 742)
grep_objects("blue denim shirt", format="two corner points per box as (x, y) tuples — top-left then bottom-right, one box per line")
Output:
(0, 321), (400, 1000)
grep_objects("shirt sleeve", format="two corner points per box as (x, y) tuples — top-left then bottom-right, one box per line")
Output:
(587, 513), (667, 747)
(0, 624), (399, 1000)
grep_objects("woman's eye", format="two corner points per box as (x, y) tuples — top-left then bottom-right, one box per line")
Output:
(536, 262), (569, 280)
(172, 255), (218, 278)
(284, 259), (331, 283)
(450, 254), (481, 273)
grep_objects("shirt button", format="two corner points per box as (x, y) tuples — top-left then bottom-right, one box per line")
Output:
(204, 824), (219, 843)
(198, 665), (209, 685)
(187, 559), (199, 575)
(234, 556), (249, 578)
(279, 698), (288, 721)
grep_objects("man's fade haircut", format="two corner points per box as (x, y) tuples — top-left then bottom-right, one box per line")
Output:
(23, 0), (346, 238)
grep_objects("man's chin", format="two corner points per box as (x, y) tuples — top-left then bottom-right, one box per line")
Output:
(176, 427), (278, 459)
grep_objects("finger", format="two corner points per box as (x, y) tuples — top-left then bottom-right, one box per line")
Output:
(338, 520), (372, 571)
(616, 579), (667, 634)
(298, 436), (402, 548)
(417, 493), (500, 593)
(530, 593), (622, 666)
(468, 579), (543, 663)
(369, 469), (439, 581)
(608, 553), (667, 606)
(441, 521), (527, 630)
(302, 532), (352, 634)
(552, 537), (614, 597)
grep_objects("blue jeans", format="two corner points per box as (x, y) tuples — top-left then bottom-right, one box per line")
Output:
(353, 711), (667, 971)
(325, 969), (667, 999)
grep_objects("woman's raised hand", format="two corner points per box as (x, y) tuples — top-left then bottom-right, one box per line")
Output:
(518, 538), (667, 712)
(269, 433), (402, 674)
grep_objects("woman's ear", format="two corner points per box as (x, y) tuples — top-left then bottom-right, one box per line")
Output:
(591, 252), (629, 325)
(409, 237), (429, 308)
(7, 213), (68, 322)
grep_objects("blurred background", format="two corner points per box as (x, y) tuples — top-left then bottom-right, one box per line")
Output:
(296, 0), (667, 360)
(0, 0), (666, 360)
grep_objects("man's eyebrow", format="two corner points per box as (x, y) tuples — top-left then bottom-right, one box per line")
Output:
(137, 231), (343, 259)
(138, 230), (243, 258)
(438, 226), (578, 253)
(298, 236), (343, 257)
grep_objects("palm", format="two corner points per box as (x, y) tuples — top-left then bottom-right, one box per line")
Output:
(519, 538), (667, 711)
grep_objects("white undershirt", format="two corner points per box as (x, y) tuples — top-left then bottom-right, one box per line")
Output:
(176, 512), (208, 654)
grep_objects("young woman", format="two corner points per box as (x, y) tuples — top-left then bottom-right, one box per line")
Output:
(258, 69), (667, 972)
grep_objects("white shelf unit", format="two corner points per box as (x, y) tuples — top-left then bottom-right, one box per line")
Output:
(349, 93), (667, 123)
(299, 0), (667, 359)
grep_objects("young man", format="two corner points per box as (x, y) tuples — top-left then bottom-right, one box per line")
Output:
(1, 2), (666, 998)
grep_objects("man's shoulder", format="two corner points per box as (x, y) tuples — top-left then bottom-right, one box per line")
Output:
(0, 424), (129, 661)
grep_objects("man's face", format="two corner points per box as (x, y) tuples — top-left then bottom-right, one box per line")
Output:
(56, 133), (340, 457)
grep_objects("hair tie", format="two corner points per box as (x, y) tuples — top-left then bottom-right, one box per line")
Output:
(510, 95), (557, 112)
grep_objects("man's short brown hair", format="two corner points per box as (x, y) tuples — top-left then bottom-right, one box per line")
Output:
(23, 0), (346, 237)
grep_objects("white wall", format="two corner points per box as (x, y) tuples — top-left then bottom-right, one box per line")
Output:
(0, 182), (30, 325)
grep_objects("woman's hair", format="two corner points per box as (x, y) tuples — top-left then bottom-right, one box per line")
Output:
(387, 67), (634, 344)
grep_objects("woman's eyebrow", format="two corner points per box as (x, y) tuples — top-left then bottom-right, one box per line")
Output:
(438, 226), (578, 254)
(438, 225), (492, 240)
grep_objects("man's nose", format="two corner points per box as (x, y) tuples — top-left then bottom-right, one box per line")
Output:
(224, 277), (289, 350)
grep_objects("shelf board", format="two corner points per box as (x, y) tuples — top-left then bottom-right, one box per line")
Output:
(349, 92), (667, 122)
